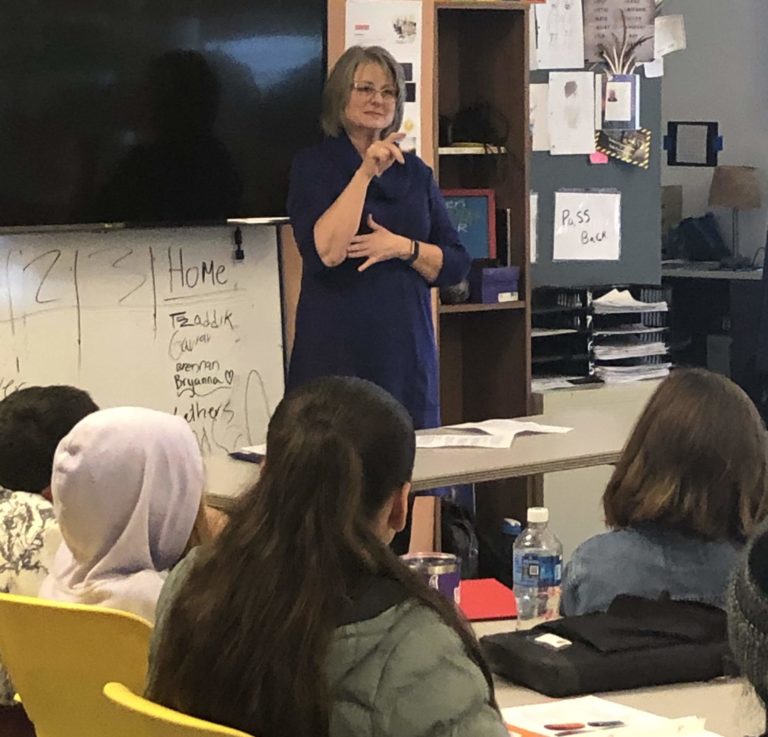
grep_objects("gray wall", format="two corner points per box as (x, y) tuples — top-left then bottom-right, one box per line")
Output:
(531, 71), (662, 288)
(661, 0), (768, 261)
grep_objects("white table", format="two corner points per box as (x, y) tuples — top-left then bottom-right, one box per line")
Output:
(473, 620), (764, 737)
(410, 406), (632, 491)
(207, 406), (634, 508)
(662, 265), (763, 281)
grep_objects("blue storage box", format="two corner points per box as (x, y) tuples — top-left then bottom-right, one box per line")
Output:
(469, 264), (520, 304)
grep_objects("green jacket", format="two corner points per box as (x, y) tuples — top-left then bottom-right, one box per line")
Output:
(148, 553), (507, 737)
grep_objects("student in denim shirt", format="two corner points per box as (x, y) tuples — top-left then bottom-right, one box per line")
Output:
(563, 369), (768, 616)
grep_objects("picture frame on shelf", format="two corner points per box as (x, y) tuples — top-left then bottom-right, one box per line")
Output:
(441, 188), (497, 260)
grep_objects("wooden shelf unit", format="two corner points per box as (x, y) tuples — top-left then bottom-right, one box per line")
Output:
(428, 1), (532, 426)
(428, 2), (533, 551)
(439, 300), (525, 314)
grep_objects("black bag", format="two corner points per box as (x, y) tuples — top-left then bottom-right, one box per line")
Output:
(481, 595), (731, 697)
(440, 498), (479, 579)
(666, 213), (730, 262)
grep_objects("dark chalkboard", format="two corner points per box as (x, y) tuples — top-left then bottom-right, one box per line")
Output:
(442, 189), (497, 260)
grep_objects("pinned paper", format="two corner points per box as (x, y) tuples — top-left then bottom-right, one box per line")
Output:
(530, 84), (550, 152)
(530, 192), (539, 263)
(594, 74), (603, 128)
(535, 0), (585, 70)
(553, 190), (621, 261)
(548, 71), (596, 156)
(345, 0), (423, 154)
(596, 129), (651, 169)
(603, 74), (640, 131)
(655, 14), (687, 58)
(583, 0), (655, 63)
(529, 6), (539, 71)
(643, 57), (665, 78)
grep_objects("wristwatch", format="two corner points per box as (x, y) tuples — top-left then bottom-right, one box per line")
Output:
(405, 239), (420, 265)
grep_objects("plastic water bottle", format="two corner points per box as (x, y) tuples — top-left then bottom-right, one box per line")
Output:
(513, 507), (563, 631)
(500, 518), (523, 588)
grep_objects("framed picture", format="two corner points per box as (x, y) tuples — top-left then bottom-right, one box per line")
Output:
(441, 188), (497, 260)
(665, 121), (721, 167)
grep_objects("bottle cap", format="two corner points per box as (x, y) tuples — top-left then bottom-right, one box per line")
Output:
(527, 507), (549, 524)
(502, 518), (522, 535)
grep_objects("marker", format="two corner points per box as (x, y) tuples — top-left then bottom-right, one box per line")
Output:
(544, 726), (585, 732)
(588, 722), (625, 728)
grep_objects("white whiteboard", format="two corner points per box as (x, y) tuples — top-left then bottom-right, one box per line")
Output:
(0, 226), (284, 470)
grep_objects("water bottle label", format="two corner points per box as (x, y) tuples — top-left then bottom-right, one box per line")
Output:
(514, 553), (562, 587)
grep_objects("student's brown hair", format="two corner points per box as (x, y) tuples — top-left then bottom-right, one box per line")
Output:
(603, 368), (768, 542)
(148, 376), (496, 737)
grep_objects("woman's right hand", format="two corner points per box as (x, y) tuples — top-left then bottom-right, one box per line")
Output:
(359, 132), (406, 179)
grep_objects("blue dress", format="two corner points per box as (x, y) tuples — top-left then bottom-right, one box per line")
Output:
(286, 133), (470, 429)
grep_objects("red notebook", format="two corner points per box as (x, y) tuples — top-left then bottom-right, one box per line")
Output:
(459, 578), (518, 621)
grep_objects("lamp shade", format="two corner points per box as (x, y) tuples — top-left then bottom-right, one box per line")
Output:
(709, 165), (762, 210)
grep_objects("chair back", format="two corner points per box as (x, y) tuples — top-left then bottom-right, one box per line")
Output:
(103, 681), (256, 737)
(0, 593), (152, 737)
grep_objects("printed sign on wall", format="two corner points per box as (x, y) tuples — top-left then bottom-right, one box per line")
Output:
(552, 190), (621, 261)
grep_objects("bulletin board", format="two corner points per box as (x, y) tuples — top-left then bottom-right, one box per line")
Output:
(530, 73), (662, 288)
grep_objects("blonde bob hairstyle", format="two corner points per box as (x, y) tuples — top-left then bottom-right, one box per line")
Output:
(603, 368), (768, 543)
(321, 45), (405, 138)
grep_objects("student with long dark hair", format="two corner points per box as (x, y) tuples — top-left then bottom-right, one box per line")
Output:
(147, 376), (505, 737)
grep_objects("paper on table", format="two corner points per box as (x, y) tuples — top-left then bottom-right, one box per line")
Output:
(417, 420), (571, 449)
(503, 696), (719, 737)
(232, 443), (266, 459)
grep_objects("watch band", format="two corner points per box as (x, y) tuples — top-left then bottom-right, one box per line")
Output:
(405, 239), (420, 265)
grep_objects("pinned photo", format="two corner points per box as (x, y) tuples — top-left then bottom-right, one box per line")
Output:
(595, 128), (651, 169)
(600, 74), (640, 131)
(393, 16), (417, 42)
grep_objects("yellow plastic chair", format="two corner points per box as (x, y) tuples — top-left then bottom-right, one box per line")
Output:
(103, 681), (256, 737)
(0, 592), (152, 737)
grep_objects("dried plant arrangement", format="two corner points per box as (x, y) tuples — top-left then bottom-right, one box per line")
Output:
(597, 9), (653, 75)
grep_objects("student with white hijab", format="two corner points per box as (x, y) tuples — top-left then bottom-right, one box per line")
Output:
(39, 406), (208, 623)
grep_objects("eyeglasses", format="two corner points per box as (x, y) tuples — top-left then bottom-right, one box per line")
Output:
(351, 82), (398, 102)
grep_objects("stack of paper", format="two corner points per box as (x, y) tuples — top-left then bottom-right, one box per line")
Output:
(503, 696), (721, 737)
(593, 342), (668, 360)
(531, 375), (586, 392)
(594, 363), (671, 384)
(593, 289), (668, 314)
(594, 324), (667, 337)
(416, 419), (571, 449)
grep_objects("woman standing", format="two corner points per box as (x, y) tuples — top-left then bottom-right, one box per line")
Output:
(287, 45), (470, 429)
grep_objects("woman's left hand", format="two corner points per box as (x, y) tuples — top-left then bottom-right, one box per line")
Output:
(348, 215), (410, 273)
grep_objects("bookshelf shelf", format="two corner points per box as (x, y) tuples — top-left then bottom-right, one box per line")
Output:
(439, 300), (525, 314)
